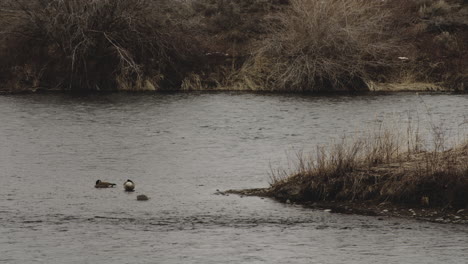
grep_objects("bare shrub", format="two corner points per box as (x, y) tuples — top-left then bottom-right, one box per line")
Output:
(388, 0), (468, 88)
(381, 145), (468, 208)
(1, 0), (197, 91)
(2, 0), (466, 92)
(188, 0), (286, 57)
(418, 0), (453, 18)
(269, 121), (468, 208)
(240, 0), (403, 92)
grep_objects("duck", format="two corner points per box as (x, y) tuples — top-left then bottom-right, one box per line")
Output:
(124, 179), (135, 192)
(95, 180), (116, 188)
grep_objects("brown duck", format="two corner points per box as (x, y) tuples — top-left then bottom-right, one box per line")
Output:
(95, 180), (116, 188)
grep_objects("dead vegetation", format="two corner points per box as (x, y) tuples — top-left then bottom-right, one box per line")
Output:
(232, 0), (404, 92)
(0, 0), (467, 92)
(0, 0), (198, 92)
(265, 122), (468, 210)
(387, 0), (468, 90)
(224, 0), (468, 92)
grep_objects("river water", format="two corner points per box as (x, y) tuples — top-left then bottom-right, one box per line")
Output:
(0, 92), (467, 263)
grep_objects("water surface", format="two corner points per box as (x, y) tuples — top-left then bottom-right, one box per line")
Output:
(1, 92), (467, 263)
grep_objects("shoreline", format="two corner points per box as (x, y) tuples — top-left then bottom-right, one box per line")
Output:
(224, 189), (468, 224)
(2, 1), (466, 94)
(0, 82), (466, 95)
(225, 137), (468, 225)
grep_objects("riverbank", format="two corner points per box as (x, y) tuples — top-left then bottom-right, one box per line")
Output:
(1, 0), (467, 93)
(225, 190), (468, 224)
(226, 133), (468, 224)
(0, 81), (464, 95)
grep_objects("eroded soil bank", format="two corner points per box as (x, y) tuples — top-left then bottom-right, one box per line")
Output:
(225, 188), (468, 224)
(225, 146), (468, 224)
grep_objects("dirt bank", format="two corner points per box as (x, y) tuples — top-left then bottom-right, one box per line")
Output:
(224, 188), (468, 224)
(225, 143), (468, 224)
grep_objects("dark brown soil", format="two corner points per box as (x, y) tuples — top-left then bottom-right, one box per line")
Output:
(224, 188), (468, 224)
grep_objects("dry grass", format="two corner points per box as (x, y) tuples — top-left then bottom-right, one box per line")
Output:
(234, 0), (404, 92)
(222, 0), (468, 92)
(387, 0), (468, 90)
(269, 121), (468, 209)
(188, 0), (286, 56)
(1, 0), (467, 92)
(0, 0), (197, 91)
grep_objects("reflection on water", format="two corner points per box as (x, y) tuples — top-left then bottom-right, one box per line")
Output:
(0, 93), (467, 263)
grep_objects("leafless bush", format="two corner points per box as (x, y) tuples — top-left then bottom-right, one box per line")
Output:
(388, 0), (468, 88)
(240, 0), (403, 92)
(2, 0), (466, 92)
(269, 121), (468, 208)
(188, 0), (285, 56)
(0, 0), (197, 91)
(418, 0), (453, 18)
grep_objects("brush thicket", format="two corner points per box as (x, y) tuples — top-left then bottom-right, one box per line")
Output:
(269, 122), (468, 209)
(0, 0), (197, 91)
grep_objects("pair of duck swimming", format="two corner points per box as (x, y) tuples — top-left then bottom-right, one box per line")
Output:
(95, 179), (135, 192)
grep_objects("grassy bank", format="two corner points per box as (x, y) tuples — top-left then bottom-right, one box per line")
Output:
(227, 122), (468, 223)
(1, 0), (467, 92)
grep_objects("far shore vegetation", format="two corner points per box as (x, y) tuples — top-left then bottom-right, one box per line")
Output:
(1, 0), (467, 93)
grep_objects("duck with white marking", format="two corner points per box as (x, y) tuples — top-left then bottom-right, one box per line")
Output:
(124, 179), (135, 192)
